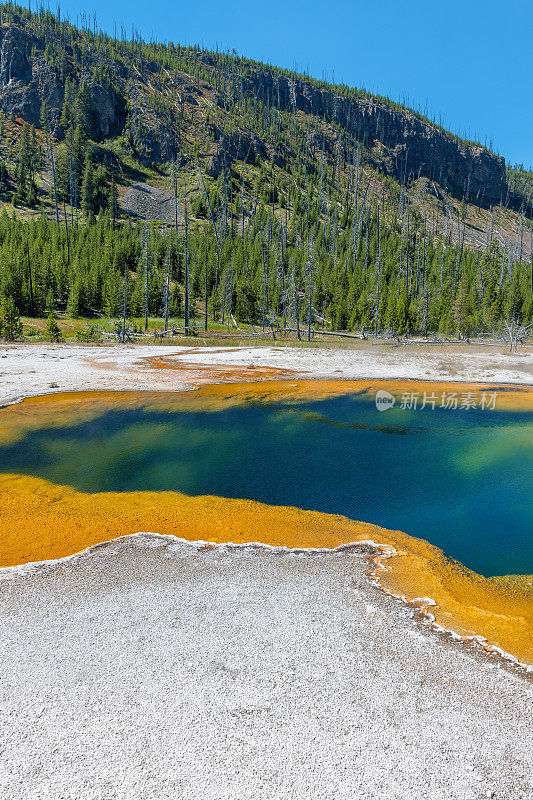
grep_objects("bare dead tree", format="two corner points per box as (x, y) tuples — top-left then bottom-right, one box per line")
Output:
(418, 284), (431, 339)
(204, 229), (208, 332)
(306, 235), (315, 341)
(183, 177), (190, 335)
(530, 216), (533, 293)
(288, 259), (301, 340)
(374, 202), (381, 336)
(142, 222), (151, 332)
(196, 158), (221, 301)
(260, 231), (269, 332)
(221, 261), (234, 329)
(45, 127), (60, 227)
(505, 318), (533, 353)
(120, 258), (130, 343)
(163, 228), (171, 332)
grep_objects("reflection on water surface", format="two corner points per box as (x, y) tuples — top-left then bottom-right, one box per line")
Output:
(0, 391), (531, 577)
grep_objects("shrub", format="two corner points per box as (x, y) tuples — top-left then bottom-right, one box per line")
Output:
(45, 313), (64, 342)
(76, 323), (102, 343)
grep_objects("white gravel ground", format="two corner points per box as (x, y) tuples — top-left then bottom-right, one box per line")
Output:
(0, 341), (531, 407)
(0, 536), (532, 800)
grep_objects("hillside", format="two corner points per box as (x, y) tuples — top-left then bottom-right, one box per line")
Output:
(0, 2), (531, 342)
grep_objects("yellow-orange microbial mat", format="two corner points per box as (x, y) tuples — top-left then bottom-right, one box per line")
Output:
(0, 380), (531, 666)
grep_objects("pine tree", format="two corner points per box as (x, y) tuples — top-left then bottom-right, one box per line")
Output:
(71, 125), (85, 180)
(54, 139), (71, 195)
(81, 160), (95, 218)
(45, 289), (55, 314)
(39, 100), (49, 133)
(74, 82), (93, 140)
(169, 285), (182, 317)
(103, 271), (122, 317)
(396, 288), (410, 334)
(93, 165), (108, 214)
(60, 77), (74, 132)
(45, 312), (63, 341)
(27, 180), (37, 207)
(130, 274), (144, 317)
(16, 122), (30, 203)
(110, 179), (118, 226)
(67, 279), (84, 317)
(0, 296), (23, 340)
(417, 285), (432, 338)
(29, 125), (41, 177)
(452, 279), (471, 337)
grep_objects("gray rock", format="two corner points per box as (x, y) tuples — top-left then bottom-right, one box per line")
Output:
(236, 69), (507, 204)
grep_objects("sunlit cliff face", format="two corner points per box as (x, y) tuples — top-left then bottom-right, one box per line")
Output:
(0, 380), (532, 666)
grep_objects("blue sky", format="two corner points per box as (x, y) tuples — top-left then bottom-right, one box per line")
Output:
(58, 0), (531, 167)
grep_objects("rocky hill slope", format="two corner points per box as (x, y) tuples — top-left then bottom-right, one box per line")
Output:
(0, 3), (531, 338)
(0, 6), (509, 207)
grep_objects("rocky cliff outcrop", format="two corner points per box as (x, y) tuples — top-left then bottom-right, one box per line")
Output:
(242, 71), (507, 205)
(206, 125), (269, 177)
(0, 24), (122, 138)
(0, 24), (32, 85)
(0, 25), (59, 123)
(0, 20), (508, 206)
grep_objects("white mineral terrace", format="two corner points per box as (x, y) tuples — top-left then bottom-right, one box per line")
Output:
(0, 536), (531, 800)
(0, 340), (531, 406)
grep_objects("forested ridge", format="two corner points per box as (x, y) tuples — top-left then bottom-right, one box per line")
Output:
(0, 2), (531, 342)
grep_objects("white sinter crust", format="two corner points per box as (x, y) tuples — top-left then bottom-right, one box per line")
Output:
(0, 535), (531, 800)
(0, 341), (531, 407)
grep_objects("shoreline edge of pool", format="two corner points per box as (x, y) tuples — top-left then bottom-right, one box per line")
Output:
(0, 378), (532, 673)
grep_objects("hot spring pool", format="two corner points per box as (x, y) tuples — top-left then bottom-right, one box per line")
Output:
(0, 386), (531, 577)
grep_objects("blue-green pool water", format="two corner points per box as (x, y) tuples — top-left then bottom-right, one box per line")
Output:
(1, 392), (532, 576)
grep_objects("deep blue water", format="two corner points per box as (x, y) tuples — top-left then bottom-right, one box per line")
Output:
(1, 392), (532, 576)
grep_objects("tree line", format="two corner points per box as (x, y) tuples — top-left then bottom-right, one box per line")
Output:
(0, 177), (531, 340)
(0, 2), (531, 342)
